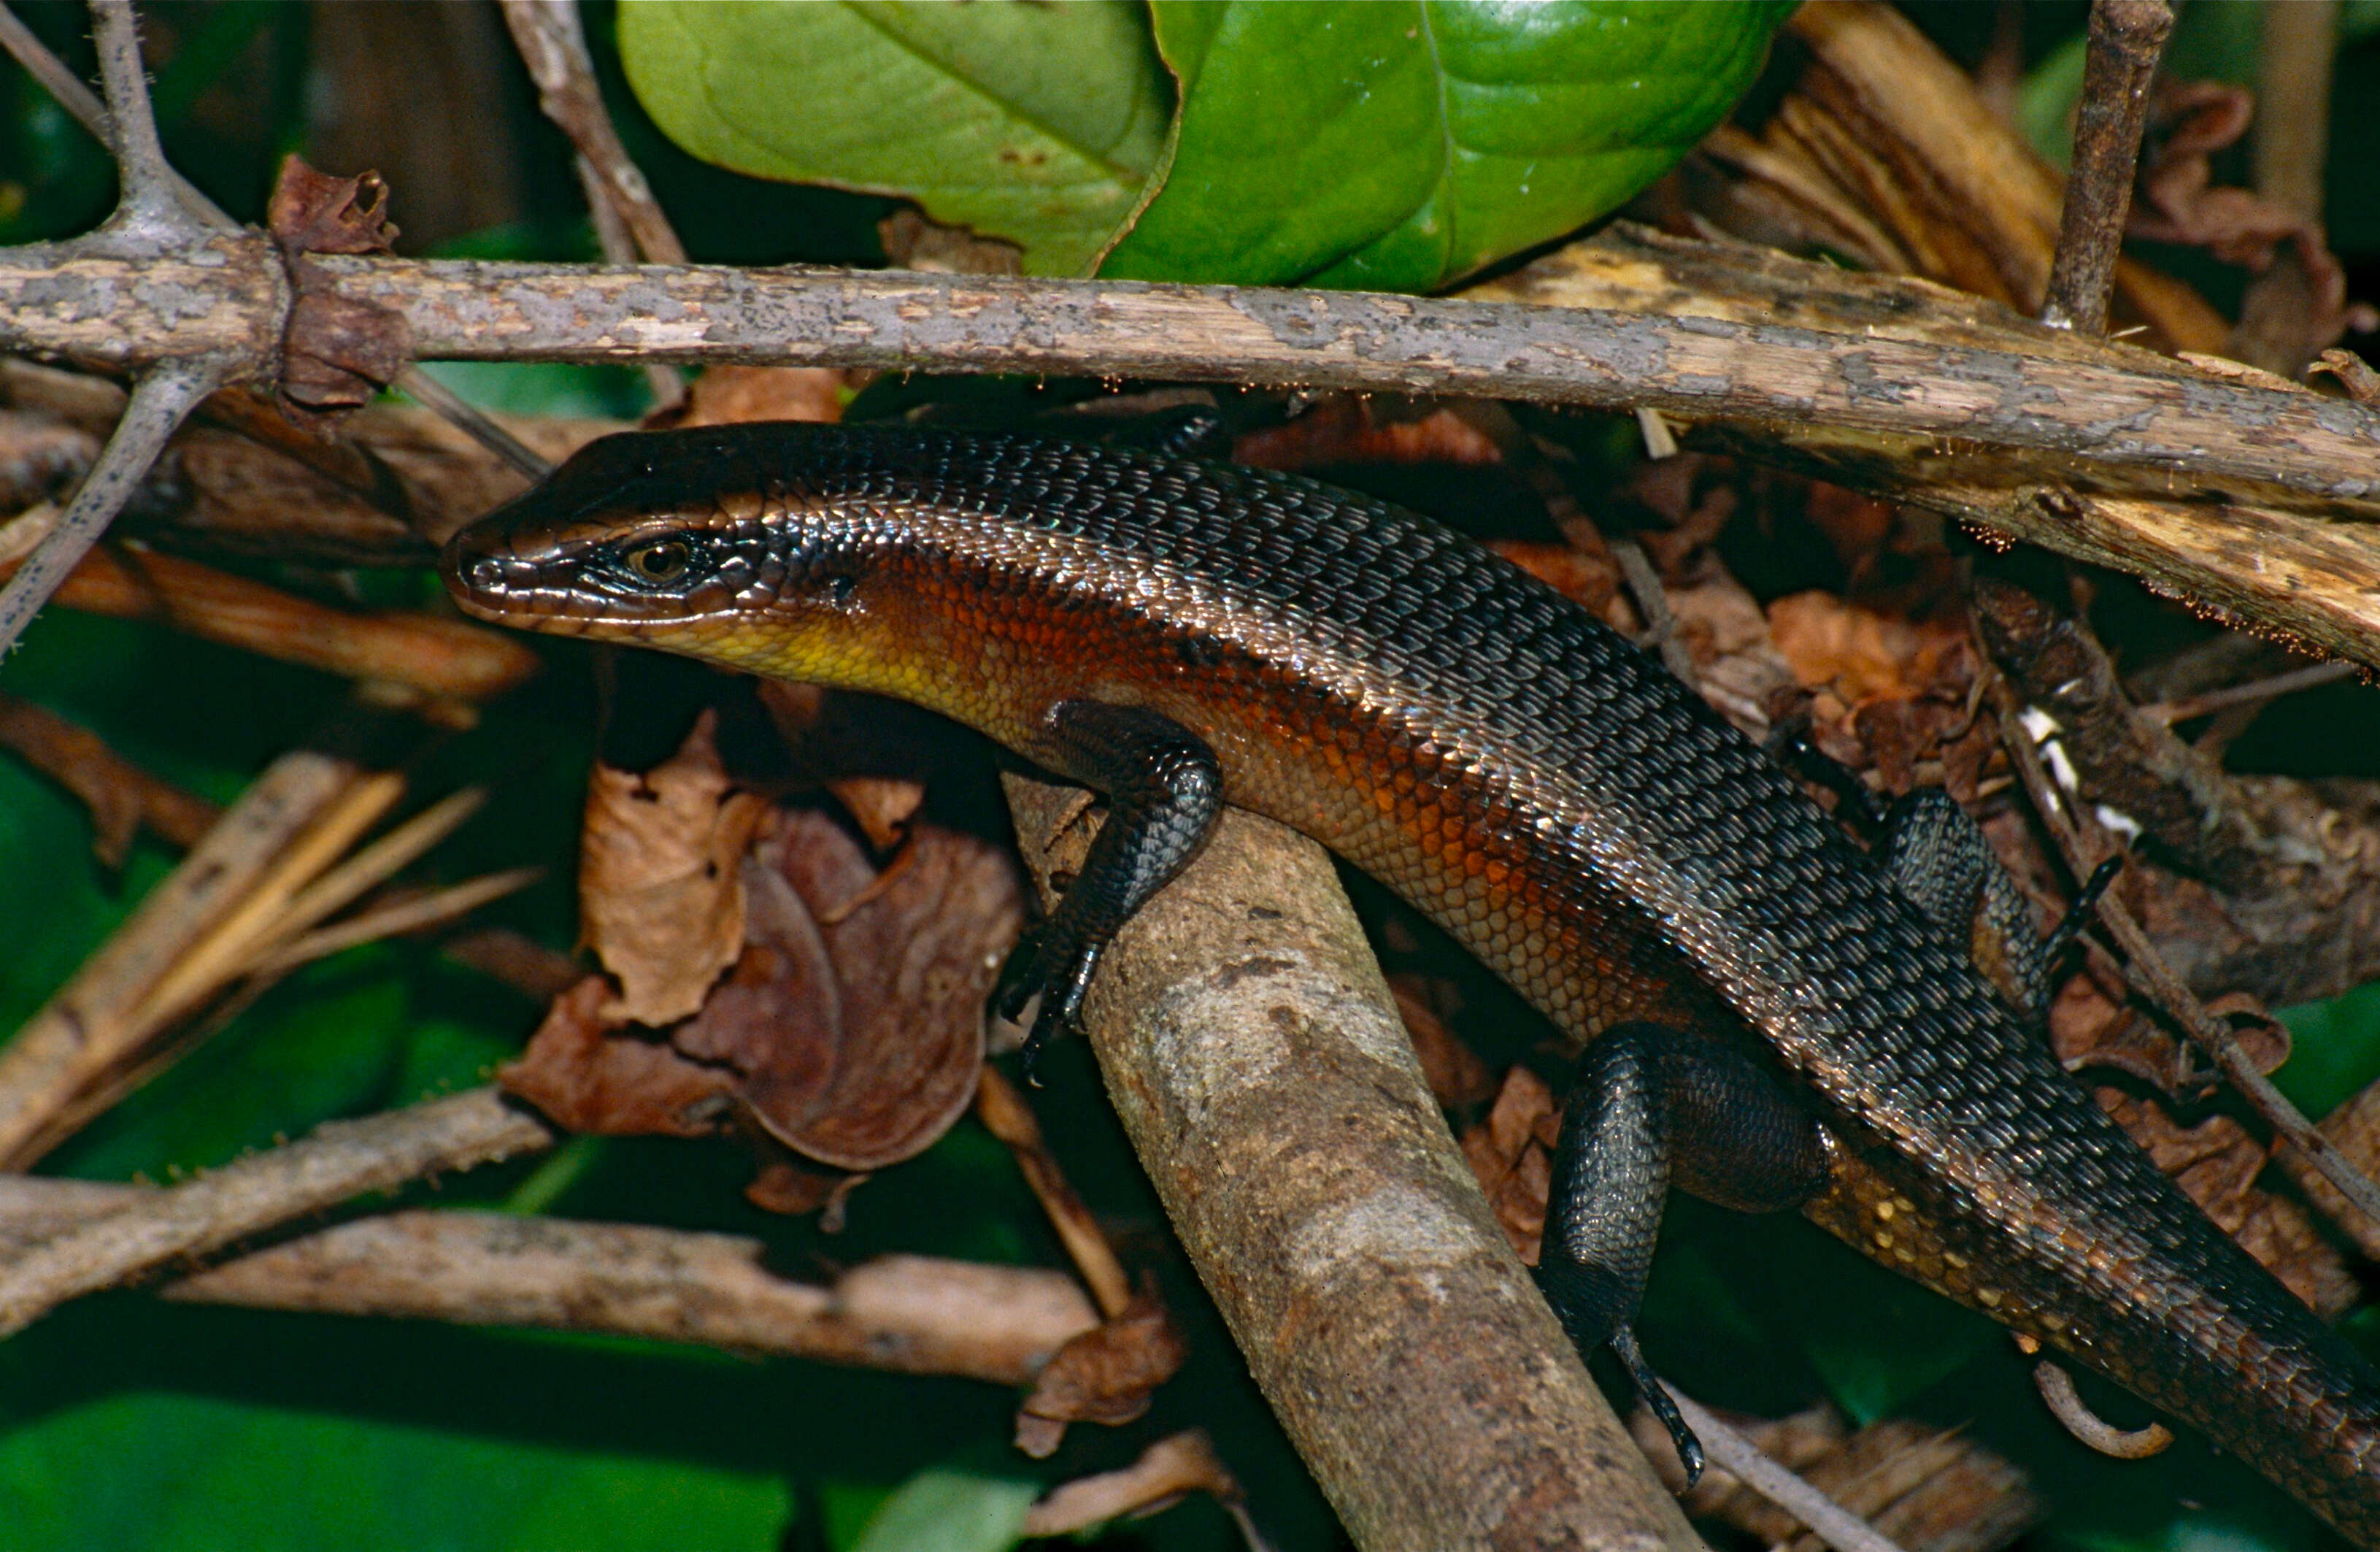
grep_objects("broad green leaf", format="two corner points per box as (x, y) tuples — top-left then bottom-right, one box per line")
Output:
(0, 1391), (790, 1552)
(844, 1464), (1039, 1552)
(617, 0), (1171, 277)
(1101, 1), (1795, 291)
(2278, 980), (2380, 1122)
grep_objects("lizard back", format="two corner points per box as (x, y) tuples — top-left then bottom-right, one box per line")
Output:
(449, 423), (2380, 1543)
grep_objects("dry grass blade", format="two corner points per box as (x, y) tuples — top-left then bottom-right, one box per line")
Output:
(0, 749), (361, 1167)
(976, 1066), (1135, 1319)
(121, 771), (409, 1032)
(252, 866), (544, 977)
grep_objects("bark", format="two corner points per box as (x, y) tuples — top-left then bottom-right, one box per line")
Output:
(1003, 777), (1701, 1552)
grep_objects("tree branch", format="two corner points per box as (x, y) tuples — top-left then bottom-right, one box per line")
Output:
(2041, 0), (2173, 333)
(0, 1085), (554, 1337)
(0, 360), (214, 656)
(1001, 777), (1700, 1552)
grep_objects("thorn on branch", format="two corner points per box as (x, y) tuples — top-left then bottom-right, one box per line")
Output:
(85, 0), (199, 240)
(2041, 0), (2174, 334)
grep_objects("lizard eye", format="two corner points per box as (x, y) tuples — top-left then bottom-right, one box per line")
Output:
(621, 539), (693, 584)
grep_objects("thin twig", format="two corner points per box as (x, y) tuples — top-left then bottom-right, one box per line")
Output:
(0, 691), (222, 858)
(0, 360), (217, 657)
(1020, 1432), (1266, 1545)
(1989, 673), (2380, 1231)
(1610, 535), (1696, 685)
(1666, 1388), (1909, 1552)
(388, 363), (551, 480)
(0, 2), (236, 653)
(0, 0), (220, 228)
(0, 1), (551, 478)
(84, 0), (188, 238)
(2138, 659), (2356, 725)
(0, 1182), (1096, 1383)
(499, 0), (685, 410)
(976, 1067), (1135, 1320)
(4, 541), (544, 702)
(251, 867), (543, 976)
(0, 1085), (553, 1337)
(2041, 0), (2174, 332)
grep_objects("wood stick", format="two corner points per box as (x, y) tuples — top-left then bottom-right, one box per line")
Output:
(1002, 777), (1700, 1552)
(2041, 0), (2173, 334)
(0, 1086), (554, 1337)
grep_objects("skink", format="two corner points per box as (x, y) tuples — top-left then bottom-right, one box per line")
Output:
(444, 422), (2380, 1545)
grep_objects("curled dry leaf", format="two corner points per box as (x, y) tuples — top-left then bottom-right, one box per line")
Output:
(1019, 1430), (1245, 1539)
(660, 363), (847, 429)
(1457, 1065), (1562, 1263)
(2130, 81), (2366, 342)
(1231, 394), (1503, 474)
(501, 975), (736, 1138)
(511, 796), (1021, 1182)
(825, 776), (926, 853)
(2097, 1088), (2355, 1318)
(267, 154), (414, 415)
(720, 808), (1020, 1169)
(579, 712), (768, 1026)
(1014, 1286), (1188, 1459)
(266, 153), (401, 256)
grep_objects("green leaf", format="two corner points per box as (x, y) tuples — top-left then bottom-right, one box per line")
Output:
(2277, 980), (2380, 1122)
(1101, 1), (1795, 291)
(844, 1463), (1039, 1552)
(617, 0), (1171, 277)
(0, 1391), (790, 1552)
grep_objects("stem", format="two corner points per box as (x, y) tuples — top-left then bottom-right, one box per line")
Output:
(2041, 0), (2173, 332)
(0, 358), (217, 656)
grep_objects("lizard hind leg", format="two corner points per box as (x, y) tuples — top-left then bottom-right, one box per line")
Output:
(1537, 1022), (1833, 1486)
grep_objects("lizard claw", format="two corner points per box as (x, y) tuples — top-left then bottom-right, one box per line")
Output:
(993, 926), (1101, 1086)
(1609, 1326), (1705, 1488)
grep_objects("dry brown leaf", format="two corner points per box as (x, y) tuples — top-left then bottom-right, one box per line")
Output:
(2132, 81), (2357, 335)
(1019, 1430), (1243, 1537)
(1014, 1288), (1188, 1459)
(1459, 1066), (1560, 1262)
(827, 776), (926, 853)
(1769, 591), (1963, 707)
(579, 712), (768, 1026)
(2098, 1088), (2356, 1317)
(1232, 395), (1503, 473)
(665, 364), (846, 429)
(726, 808), (1020, 1169)
(1489, 539), (1626, 626)
(499, 975), (736, 1137)
(744, 1154), (866, 1222)
(266, 153), (399, 256)
(1388, 973), (1498, 1110)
